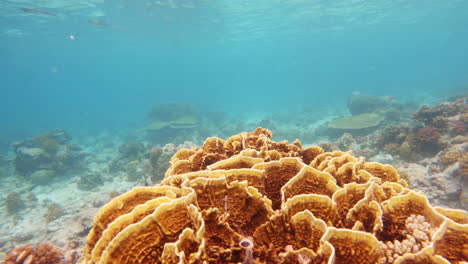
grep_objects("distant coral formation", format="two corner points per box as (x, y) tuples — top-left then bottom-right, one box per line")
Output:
(45, 202), (64, 224)
(77, 171), (104, 191)
(328, 112), (385, 130)
(143, 102), (202, 144)
(81, 128), (467, 264)
(5, 192), (25, 215)
(343, 97), (467, 163)
(321, 98), (468, 210)
(108, 141), (148, 174)
(141, 102), (237, 145)
(347, 94), (403, 116)
(318, 94), (416, 138)
(108, 141), (198, 184)
(324, 112), (386, 138)
(13, 130), (85, 182)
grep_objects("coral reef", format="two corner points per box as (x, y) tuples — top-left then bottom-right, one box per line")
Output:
(30, 169), (56, 185)
(145, 145), (176, 182)
(411, 97), (467, 138)
(117, 142), (146, 162)
(316, 112), (386, 139)
(77, 171), (104, 191)
(330, 132), (466, 209)
(317, 142), (339, 153)
(143, 142), (198, 183)
(5, 192), (25, 215)
(323, 113), (386, 138)
(143, 102), (202, 144)
(439, 150), (462, 167)
(413, 125), (445, 153)
(149, 146), (163, 166)
(375, 98), (467, 162)
(108, 141), (198, 184)
(415, 126), (441, 143)
(13, 130), (85, 179)
(329, 113), (385, 130)
(323, 133), (377, 160)
(334, 133), (356, 150)
(411, 98), (466, 126)
(317, 93), (415, 139)
(45, 202), (63, 224)
(461, 153), (468, 178)
(142, 103), (240, 145)
(108, 142), (148, 173)
(108, 141), (150, 182)
(328, 123), (467, 210)
(347, 94), (402, 115)
(82, 128), (467, 264)
(146, 103), (201, 128)
(322, 96), (466, 153)
(462, 167), (468, 209)
(451, 120), (466, 135)
(378, 215), (438, 264)
(383, 142), (468, 210)
(4, 243), (65, 264)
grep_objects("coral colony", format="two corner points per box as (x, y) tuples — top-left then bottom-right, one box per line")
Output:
(82, 128), (467, 264)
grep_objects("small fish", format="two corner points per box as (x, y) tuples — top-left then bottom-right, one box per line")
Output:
(20, 7), (57, 16)
(88, 19), (127, 30)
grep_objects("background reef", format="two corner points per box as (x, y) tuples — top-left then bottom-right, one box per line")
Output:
(316, 96), (468, 210)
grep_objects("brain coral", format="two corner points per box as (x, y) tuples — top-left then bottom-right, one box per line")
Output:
(82, 128), (468, 264)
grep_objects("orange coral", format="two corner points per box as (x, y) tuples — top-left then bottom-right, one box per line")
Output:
(82, 128), (468, 264)
(4, 243), (64, 264)
(439, 151), (462, 166)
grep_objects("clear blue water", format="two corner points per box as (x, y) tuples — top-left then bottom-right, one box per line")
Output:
(1, 0), (468, 139)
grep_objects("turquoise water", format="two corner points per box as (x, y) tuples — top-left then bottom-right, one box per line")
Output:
(1, 1), (468, 258)
(1, 0), (468, 138)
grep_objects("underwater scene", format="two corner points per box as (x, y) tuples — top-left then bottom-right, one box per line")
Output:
(1, 0), (468, 263)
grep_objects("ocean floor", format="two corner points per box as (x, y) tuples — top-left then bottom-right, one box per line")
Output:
(0, 136), (133, 261)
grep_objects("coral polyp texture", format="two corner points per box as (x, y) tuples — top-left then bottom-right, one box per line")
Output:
(82, 128), (468, 264)
(4, 243), (65, 264)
